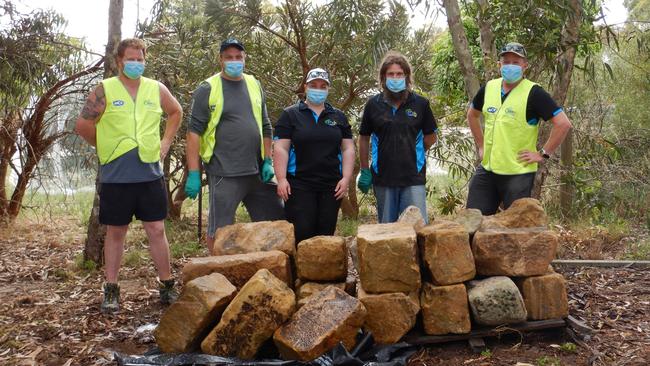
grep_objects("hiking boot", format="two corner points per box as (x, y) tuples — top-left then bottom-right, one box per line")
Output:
(159, 279), (178, 305)
(101, 283), (120, 314)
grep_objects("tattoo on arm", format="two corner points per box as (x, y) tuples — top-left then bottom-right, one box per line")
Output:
(80, 84), (106, 121)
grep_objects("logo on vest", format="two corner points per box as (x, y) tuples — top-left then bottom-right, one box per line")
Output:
(143, 100), (155, 107)
(405, 108), (418, 118)
(113, 100), (125, 107)
(210, 105), (216, 112)
(324, 119), (337, 126)
(487, 107), (497, 113)
(504, 107), (515, 117)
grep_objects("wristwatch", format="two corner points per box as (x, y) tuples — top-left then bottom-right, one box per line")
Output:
(539, 148), (550, 159)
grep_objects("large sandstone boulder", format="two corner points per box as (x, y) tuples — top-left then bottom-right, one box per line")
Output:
(296, 282), (346, 308)
(273, 286), (366, 361)
(357, 286), (419, 344)
(453, 208), (483, 235)
(154, 273), (236, 353)
(420, 283), (471, 335)
(201, 269), (295, 359)
(467, 276), (527, 326)
(296, 236), (347, 281)
(480, 198), (547, 230)
(397, 205), (426, 230)
(357, 223), (420, 293)
(472, 228), (558, 277)
(518, 273), (569, 320)
(182, 251), (292, 288)
(417, 221), (475, 285)
(211, 220), (295, 257)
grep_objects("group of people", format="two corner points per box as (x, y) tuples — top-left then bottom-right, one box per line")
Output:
(75, 38), (571, 314)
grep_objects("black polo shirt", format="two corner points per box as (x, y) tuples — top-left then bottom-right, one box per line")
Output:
(274, 101), (353, 191)
(359, 92), (438, 187)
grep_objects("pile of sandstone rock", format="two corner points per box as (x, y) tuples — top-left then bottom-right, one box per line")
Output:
(153, 198), (568, 361)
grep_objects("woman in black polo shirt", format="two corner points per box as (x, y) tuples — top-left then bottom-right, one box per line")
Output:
(273, 68), (355, 243)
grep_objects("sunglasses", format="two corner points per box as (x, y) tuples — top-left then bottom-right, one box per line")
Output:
(500, 44), (527, 57)
(308, 70), (329, 80)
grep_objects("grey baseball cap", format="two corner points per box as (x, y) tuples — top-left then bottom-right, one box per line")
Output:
(499, 42), (527, 58)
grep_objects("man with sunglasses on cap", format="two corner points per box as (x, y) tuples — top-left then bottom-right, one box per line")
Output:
(466, 42), (572, 215)
(184, 38), (283, 253)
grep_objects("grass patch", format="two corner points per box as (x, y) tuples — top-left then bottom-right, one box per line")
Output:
(480, 349), (492, 358)
(337, 217), (358, 237)
(536, 356), (561, 366)
(74, 253), (98, 273)
(170, 241), (205, 259)
(624, 238), (650, 260)
(560, 342), (577, 353)
(123, 247), (150, 267)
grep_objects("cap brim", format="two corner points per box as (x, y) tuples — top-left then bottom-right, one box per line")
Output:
(306, 77), (330, 85)
(220, 44), (244, 52)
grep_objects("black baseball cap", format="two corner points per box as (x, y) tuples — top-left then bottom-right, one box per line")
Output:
(220, 38), (245, 53)
(499, 42), (527, 58)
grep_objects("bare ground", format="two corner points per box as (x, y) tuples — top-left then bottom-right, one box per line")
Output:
(0, 219), (648, 366)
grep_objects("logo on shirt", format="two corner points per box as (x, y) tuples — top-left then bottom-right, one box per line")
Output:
(112, 100), (125, 107)
(487, 107), (497, 113)
(504, 107), (515, 117)
(143, 99), (155, 107)
(324, 119), (337, 126)
(405, 108), (418, 118)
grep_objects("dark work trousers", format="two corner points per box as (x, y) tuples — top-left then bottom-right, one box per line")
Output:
(466, 165), (536, 215)
(284, 187), (342, 244)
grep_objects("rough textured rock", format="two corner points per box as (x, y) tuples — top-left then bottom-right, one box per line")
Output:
(397, 205), (426, 230)
(472, 228), (558, 277)
(273, 286), (366, 361)
(154, 273), (236, 353)
(211, 220), (295, 257)
(452, 208), (483, 235)
(345, 240), (358, 296)
(296, 282), (346, 308)
(201, 269), (295, 359)
(357, 223), (420, 293)
(296, 236), (347, 281)
(357, 286), (419, 344)
(480, 198), (547, 230)
(417, 221), (475, 285)
(518, 273), (569, 320)
(467, 276), (527, 326)
(182, 251), (292, 288)
(420, 283), (471, 335)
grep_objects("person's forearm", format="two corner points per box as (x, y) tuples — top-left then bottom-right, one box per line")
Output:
(75, 119), (97, 146)
(358, 136), (370, 169)
(424, 133), (437, 151)
(467, 112), (484, 148)
(263, 137), (272, 160)
(162, 110), (182, 144)
(542, 113), (572, 155)
(341, 141), (355, 180)
(186, 132), (201, 171)
(274, 146), (289, 180)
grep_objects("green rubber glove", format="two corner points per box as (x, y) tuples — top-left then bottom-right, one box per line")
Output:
(184, 170), (201, 199)
(261, 157), (275, 183)
(357, 168), (372, 194)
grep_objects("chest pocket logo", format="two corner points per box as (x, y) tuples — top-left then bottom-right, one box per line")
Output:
(143, 100), (155, 108)
(504, 107), (515, 117)
(324, 119), (337, 126)
(113, 100), (125, 107)
(487, 107), (497, 113)
(405, 108), (418, 118)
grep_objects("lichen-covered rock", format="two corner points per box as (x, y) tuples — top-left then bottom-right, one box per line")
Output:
(479, 198), (547, 230)
(397, 205), (426, 230)
(273, 286), (366, 361)
(472, 228), (558, 277)
(296, 236), (347, 281)
(212, 220), (295, 257)
(357, 286), (419, 344)
(518, 273), (569, 320)
(154, 273), (236, 353)
(182, 251), (292, 288)
(200, 269), (295, 359)
(357, 223), (420, 293)
(467, 276), (527, 326)
(420, 283), (471, 335)
(452, 208), (483, 235)
(417, 221), (475, 285)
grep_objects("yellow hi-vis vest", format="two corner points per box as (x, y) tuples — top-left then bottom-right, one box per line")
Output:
(481, 77), (538, 175)
(97, 76), (162, 165)
(199, 72), (264, 163)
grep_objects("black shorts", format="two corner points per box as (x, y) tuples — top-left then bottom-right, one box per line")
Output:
(466, 165), (535, 215)
(99, 178), (168, 226)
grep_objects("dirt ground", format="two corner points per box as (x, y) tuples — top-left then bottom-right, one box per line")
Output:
(0, 219), (648, 366)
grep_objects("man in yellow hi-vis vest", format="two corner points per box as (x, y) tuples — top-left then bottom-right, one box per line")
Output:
(75, 38), (183, 314)
(184, 39), (283, 253)
(466, 42), (573, 215)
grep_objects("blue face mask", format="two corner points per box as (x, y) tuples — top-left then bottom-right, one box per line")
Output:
(501, 64), (523, 83)
(386, 77), (406, 93)
(123, 61), (145, 79)
(224, 60), (244, 77)
(306, 88), (328, 105)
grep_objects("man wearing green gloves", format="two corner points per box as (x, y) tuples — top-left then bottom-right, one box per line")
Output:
(184, 38), (283, 252)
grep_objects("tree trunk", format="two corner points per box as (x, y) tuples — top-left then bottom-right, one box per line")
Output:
(443, 0), (481, 99)
(476, 0), (498, 80)
(531, 0), (581, 201)
(0, 111), (20, 219)
(84, 0), (123, 264)
(560, 129), (574, 217)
